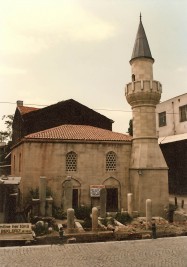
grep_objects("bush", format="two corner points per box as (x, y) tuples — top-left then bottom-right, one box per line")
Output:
(115, 212), (132, 224)
(29, 187), (39, 199)
(52, 206), (67, 220)
(74, 206), (91, 220)
(165, 203), (177, 223)
(82, 218), (92, 230)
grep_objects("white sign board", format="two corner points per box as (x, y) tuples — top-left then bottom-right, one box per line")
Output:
(90, 185), (105, 197)
(0, 223), (32, 234)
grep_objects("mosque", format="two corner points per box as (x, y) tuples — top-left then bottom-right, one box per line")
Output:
(10, 16), (169, 217)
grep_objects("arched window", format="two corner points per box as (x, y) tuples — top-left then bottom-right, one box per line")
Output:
(66, 152), (77, 171)
(106, 151), (116, 171)
(132, 74), (135, 81)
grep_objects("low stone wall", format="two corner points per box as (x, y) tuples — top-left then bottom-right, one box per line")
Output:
(64, 231), (114, 243)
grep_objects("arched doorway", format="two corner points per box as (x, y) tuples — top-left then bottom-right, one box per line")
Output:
(103, 177), (121, 212)
(62, 178), (81, 210)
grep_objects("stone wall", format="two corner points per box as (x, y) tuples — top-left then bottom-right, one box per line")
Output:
(11, 140), (131, 211)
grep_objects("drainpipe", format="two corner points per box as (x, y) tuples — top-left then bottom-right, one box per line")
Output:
(172, 101), (176, 135)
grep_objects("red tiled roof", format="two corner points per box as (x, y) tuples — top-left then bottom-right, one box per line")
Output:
(25, 125), (132, 142)
(18, 106), (39, 115)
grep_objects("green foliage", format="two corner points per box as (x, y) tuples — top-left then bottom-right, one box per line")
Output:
(115, 212), (132, 224)
(52, 206), (67, 220)
(29, 187), (39, 199)
(46, 186), (52, 197)
(82, 218), (92, 230)
(127, 119), (133, 136)
(0, 114), (14, 142)
(165, 203), (177, 223)
(29, 186), (52, 199)
(74, 205), (91, 220)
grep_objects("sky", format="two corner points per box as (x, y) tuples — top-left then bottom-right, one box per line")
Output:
(1, 0), (187, 134)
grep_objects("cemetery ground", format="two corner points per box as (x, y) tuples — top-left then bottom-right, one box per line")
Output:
(33, 216), (187, 246)
(3, 209), (186, 247)
(1, 196), (187, 247)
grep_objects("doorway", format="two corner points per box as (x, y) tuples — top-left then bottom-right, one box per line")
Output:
(106, 188), (118, 212)
(72, 189), (78, 209)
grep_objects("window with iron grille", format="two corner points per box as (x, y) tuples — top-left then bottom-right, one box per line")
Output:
(66, 152), (77, 171)
(158, 111), (166, 127)
(179, 105), (187, 122)
(106, 151), (116, 171)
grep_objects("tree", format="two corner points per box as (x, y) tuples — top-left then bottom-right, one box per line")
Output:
(0, 115), (14, 142)
(127, 119), (133, 136)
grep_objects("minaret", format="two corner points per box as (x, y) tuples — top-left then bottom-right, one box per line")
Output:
(125, 15), (168, 216)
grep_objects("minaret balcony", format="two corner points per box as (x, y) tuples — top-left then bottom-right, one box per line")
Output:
(125, 80), (162, 106)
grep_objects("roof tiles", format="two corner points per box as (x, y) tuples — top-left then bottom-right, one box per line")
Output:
(18, 106), (39, 115)
(25, 125), (132, 142)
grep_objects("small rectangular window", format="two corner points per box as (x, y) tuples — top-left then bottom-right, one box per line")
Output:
(179, 105), (187, 122)
(19, 153), (21, 172)
(158, 111), (166, 127)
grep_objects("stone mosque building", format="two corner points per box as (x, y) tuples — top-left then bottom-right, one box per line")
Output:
(10, 17), (169, 217)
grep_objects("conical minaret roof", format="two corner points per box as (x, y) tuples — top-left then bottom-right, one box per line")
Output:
(130, 15), (154, 62)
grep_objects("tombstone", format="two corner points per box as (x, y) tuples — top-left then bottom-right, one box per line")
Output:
(63, 178), (73, 211)
(181, 199), (184, 209)
(127, 193), (133, 216)
(146, 199), (152, 229)
(100, 188), (106, 218)
(92, 207), (98, 232)
(39, 176), (47, 216)
(67, 208), (75, 233)
(32, 199), (40, 216)
(174, 196), (177, 207)
(45, 197), (53, 216)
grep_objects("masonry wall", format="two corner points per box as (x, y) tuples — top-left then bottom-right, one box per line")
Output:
(156, 93), (187, 137)
(11, 141), (131, 211)
(160, 140), (187, 194)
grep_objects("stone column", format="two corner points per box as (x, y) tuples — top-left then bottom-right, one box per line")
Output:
(67, 208), (75, 233)
(100, 188), (106, 218)
(63, 178), (73, 212)
(127, 193), (133, 216)
(45, 197), (53, 217)
(146, 199), (152, 229)
(39, 176), (47, 216)
(32, 199), (40, 216)
(92, 207), (98, 232)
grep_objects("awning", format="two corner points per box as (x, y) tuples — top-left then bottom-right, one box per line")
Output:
(158, 133), (187, 144)
(0, 176), (21, 185)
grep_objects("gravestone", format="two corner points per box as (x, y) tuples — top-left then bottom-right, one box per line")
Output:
(67, 208), (75, 233)
(146, 199), (152, 229)
(127, 193), (133, 216)
(39, 176), (47, 216)
(63, 178), (73, 211)
(92, 207), (98, 232)
(100, 188), (106, 218)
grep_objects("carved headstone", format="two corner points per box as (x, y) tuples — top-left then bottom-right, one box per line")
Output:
(100, 188), (106, 218)
(67, 208), (75, 233)
(146, 199), (152, 229)
(92, 207), (98, 232)
(127, 193), (133, 216)
(63, 178), (73, 211)
(39, 176), (47, 216)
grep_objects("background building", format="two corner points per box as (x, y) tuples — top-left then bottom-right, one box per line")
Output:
(156, 93), (187, 194)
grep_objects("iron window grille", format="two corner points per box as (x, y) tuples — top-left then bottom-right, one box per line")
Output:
(106, 151), (116, 171)
(66, 152), (77, 171)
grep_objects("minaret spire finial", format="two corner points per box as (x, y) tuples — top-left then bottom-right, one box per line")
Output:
(140, 12), (142, 22)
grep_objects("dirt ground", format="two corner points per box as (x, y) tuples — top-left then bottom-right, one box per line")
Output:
(33, 217), (187, 245)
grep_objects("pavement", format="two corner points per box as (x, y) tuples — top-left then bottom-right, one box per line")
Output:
(0, 237), (187, 267)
